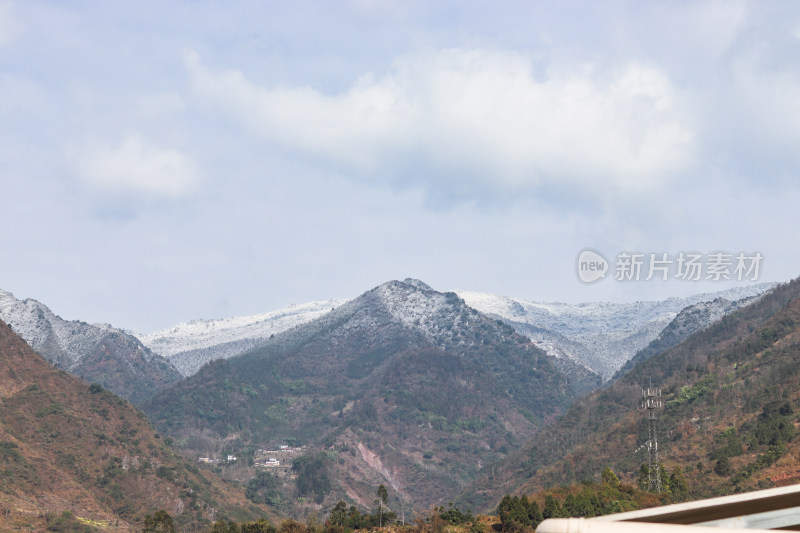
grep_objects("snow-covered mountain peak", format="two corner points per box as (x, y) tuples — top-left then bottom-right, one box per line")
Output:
(0, 289), (109, 367)
(369, 279), (472, 344)
(0, 288), (181, 404)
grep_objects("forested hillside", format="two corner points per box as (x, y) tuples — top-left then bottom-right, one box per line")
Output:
(459, 278), (800, 512)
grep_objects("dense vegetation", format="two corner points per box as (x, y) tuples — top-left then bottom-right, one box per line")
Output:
(494, 465), (691, 532)
(199, 499), (481, 533)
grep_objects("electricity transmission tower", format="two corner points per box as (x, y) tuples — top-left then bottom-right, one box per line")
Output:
(641, 384), (664, 492)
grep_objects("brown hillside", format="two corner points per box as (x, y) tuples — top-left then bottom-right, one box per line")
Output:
(0, 319), (271, 531)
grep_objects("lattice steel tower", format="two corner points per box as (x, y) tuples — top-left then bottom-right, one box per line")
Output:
(641, 384), (663, 492)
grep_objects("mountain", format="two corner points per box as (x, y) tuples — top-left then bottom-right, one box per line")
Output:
(0, 289), (181, 405)
(144, 279), (600, 518)
(134, 285), (771, 382)
(0, 317), (271, 531)
(457, 284), (772, 379)
(613, 296), (755, 379)
(140, 299), (347, 376)
(457, 278), (800, 512)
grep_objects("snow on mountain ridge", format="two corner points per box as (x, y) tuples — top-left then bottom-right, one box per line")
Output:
(140, 298), (349, 357)
(457, 283), (775, 379)
(0, 289), (182, 404)
(139, 298), (349, 375)
(137, 280), (775, 380)
(0, 289), (132, 368)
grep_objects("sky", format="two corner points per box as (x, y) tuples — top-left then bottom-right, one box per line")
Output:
(1, 0), (799, 333)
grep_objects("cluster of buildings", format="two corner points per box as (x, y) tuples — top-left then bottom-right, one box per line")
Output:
(252, 444), (305, 477)
(197, 454), (237, 464)
(197, 444), (305, 473)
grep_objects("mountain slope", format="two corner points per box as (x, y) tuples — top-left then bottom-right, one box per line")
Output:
(458, 278), (800, 512)
(144, 279), (600, 517)
(0, 289), (181, 405)
(458, 284), (772, 379)
(140, 299), (348, 376)
(613, 296), (755, 379)
(0, 317), (270, 531)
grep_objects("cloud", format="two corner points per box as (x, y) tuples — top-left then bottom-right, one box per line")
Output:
(76, 135), (198, 198)
(186, 48), (694, 199)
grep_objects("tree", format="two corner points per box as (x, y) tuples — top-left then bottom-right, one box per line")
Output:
(542, 495), (563, 520)
(714, 456), (733, 476)
(564, 493), (596, 517)
(497, 494), (541, 531)
(328, 501), (348, 527)
(497, 495), (527, 528)
(659, 463), (671, 494)
(293, 454), (331, 504)
(670, 466), (689, 501)
(278, 519), (307, 533)
(377, 484), (388, 527)
(637, 464), (650, 491)
(601, 467), (620, 488)
(142, 510), (176, 533)
(211, 520), (240, 533)
(241, 520), (277, 533)
(246, 471), (281, 506)
(527, 499), (543, 528)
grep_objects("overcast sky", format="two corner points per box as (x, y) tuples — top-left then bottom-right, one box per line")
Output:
(1, 1), (799, 333)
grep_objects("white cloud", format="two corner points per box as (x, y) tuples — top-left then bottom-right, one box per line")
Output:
(186, 48), (694, 197)
(77, 135), (198, 197)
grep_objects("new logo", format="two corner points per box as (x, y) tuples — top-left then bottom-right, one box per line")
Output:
(577, 249), (609, 284)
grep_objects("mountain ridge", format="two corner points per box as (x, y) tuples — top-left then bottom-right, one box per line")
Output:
(0, 289), (181, 405)
(140, 298), (348, 376)
(133, 283), (773, 382)
(457, 283), (773, 379)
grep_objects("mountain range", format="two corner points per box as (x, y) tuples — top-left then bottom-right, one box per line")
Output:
(0, 280), (767, 406)
(458, 284), (772, 379)
(0, 277), (782, 524)
(133, 283), (772, 382)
